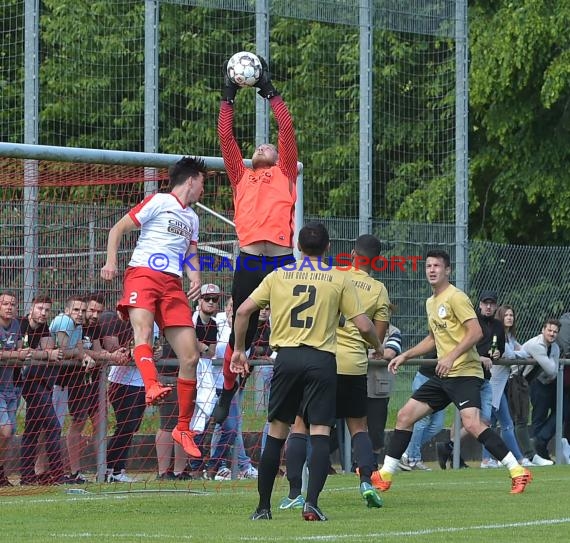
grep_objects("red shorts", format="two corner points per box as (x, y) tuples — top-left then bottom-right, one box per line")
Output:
(117, 267), (194, 329)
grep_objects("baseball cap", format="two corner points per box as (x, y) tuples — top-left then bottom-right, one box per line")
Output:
(200, 284), (221, 296)
(479, 290), (498, 303)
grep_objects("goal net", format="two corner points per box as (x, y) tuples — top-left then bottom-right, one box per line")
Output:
(0, 156), (277, 493)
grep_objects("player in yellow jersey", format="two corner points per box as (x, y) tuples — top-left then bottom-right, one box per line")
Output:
(279, 235), (389, 510)
(230, 223), (381, 521)
(373, 249), (532, 496)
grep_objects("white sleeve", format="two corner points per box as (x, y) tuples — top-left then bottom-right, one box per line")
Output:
(128, 194), (161, 227)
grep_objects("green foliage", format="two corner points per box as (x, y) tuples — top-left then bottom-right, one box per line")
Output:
(0, 0), (24, 142)
(4, 1), (570, 244)
(469, 0), (570, 244)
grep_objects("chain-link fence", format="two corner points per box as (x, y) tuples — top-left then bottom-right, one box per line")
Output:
(2, 205), (569, 347)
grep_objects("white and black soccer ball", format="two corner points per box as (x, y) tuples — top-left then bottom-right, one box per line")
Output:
(226, 51), (262, 87)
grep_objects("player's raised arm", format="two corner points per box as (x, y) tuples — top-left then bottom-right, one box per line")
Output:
(255, 57), (298, 188)
(218, 61), (245, 185)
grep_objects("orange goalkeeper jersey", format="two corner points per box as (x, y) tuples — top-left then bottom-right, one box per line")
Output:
(218, 97), (298, 248)
(233, 165), (296, 247)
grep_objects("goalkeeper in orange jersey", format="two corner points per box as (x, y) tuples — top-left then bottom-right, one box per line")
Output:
(213, 56), (298, 424)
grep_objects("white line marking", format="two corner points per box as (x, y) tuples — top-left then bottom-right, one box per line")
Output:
(45, 517), (570, 541)
(237, 517), (570, 541)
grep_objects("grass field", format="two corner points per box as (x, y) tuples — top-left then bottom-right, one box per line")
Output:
(3, 465), (569, 542)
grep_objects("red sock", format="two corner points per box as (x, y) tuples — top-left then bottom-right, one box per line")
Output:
(133, 344), (158, 390)
(222, 343), (237, 391)
(176, 377), (197, 431)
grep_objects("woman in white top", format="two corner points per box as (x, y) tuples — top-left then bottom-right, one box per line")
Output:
(481, 305), (530, 467)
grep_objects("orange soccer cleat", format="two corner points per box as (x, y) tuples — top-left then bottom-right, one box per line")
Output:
(510, 468), (533, 494)
(145, 383), (172, 406)
(172, 427), (202, 458)
(370, 470), (392, 492)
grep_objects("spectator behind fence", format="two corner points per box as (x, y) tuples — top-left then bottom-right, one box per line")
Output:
(502, 305), (538, 463)
(19, 295), (67, 485)
(155, 335), (191, 481)
(66, 294), (128, 483)
(521, 318), (561, 464)
(252, 306), (273, 454)
(99, 309), (141, 483)
(399, 349), (443, 472)
(555, 312), (570, 446)
(206, 296), (257, 481)
(367, 324), (402, 468)
(481, 304), (530, 468)
(253, 306), (273, 408)
(0, 291), (28, 487)
(187, 285), (220, 476)
(50, 295), (91, 483)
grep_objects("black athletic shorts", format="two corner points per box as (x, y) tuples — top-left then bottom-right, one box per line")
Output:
(412, 375), (483, 413)
(268, 346), (337, 427)
(229, 252), (295, 350)
(336, 374), (368, 419)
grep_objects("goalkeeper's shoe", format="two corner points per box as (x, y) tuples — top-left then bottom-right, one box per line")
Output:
(360, 482), (383, 508)
(172, 427), (201, 458)
(212, 382), (238, 423)
(510, 468), (533, 494)
(370, 469), (392, 492)
(145, 383), (172, 406)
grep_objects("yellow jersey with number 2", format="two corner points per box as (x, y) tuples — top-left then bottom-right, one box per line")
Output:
(249, 261), (363, 354)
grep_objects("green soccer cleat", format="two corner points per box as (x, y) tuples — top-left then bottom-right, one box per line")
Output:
(360, 482), (383, 508)
(279, 495), (305, 510)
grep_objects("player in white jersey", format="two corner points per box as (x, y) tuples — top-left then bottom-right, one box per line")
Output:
(101, 156), (206, 458)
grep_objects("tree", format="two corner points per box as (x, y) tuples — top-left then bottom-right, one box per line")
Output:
(469, 0), (570, 244)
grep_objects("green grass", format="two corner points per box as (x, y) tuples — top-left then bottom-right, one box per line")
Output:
(2, 466), (569, 542)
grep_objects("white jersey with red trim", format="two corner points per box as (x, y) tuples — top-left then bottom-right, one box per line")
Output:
(128, 193), (199, 277)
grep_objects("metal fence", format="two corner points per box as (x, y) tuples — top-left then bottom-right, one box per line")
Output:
(2, 204), (570, 346)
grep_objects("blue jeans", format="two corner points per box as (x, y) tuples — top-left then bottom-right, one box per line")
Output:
(0, 385), (19, 431)
(482, 391), (524, 461)
(480, 379), (493, 424)
(204, 389), (251, 472)
(404, 372), (445, 462)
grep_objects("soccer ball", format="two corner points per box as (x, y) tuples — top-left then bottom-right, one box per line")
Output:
(226, 51), (262, 87)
